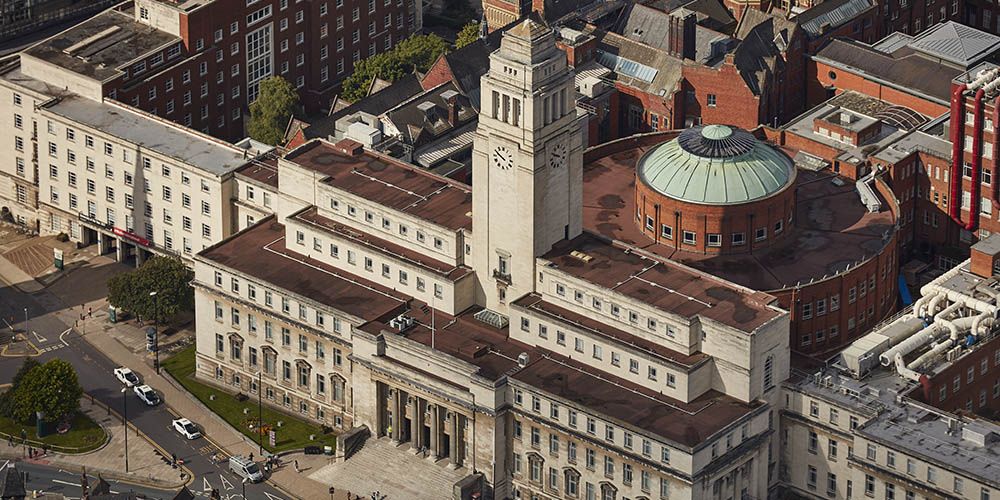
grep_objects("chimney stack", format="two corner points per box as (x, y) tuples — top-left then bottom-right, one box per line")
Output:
(440, 89), (460, 127)
(970, 234), (1000, 278)
(668, 12), (697, 61)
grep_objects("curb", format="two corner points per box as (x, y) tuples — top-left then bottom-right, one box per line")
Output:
(0, 454), (188, 490)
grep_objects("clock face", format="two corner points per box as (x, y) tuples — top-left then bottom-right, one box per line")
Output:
(492, 145), (514, 170)
(549, 142), (568, 169)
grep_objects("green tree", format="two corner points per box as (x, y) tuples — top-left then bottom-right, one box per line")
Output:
(107, 256), (194, 323)
(10, 359), (81, 424)
(247, 76), (300, 146)
(455, 21), (480, 49)
(0, 358), (40, 418)
(341, 34), (449, 102)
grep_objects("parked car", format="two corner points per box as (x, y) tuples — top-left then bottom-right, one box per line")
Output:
(172, 418), (202, 440)
(133, 384), (160, 406)
(113, 367), (140, 387)
(229, 455), (264, 483)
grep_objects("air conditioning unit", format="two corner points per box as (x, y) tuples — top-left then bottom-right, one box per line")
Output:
(517, 352), (530, 368)
(389, 314), (414, 331)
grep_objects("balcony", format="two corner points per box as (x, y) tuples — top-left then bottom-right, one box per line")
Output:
(492, 269), (512, 285)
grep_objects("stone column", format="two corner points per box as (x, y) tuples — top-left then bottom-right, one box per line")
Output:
(410, 397), (424, 452)
(390, 388), (403, 444)
(115, 238), (124, 262)
(135, 249), (146, 267)
(97, 233), (106, 255)
(449, 411), (462, 468)
(430, 405), (442, 460)
(375, 382), (386, 438)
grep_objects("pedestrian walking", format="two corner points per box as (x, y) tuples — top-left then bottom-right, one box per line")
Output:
(171, 453), (177, 466)
(293, 459), (299, 472)
(87, 306), (92, 318)
(28, 446), (33, 458)
(7, 435), (12, 447)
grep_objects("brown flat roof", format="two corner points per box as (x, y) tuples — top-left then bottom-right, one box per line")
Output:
(582, 139), (895, 292)
(360, 305), (533, 380)
(542, 233), (782, 333)
(236, 156), (279, 188)
(292, 207), (474, 281)
(285, 140), (473, 231)
(198, 217), (408, 322)
(512, 352), (761, 448)
(513, 294), (708, 369)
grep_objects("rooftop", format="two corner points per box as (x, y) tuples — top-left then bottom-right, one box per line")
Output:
(359, 305), (531, 381)
(291, 206), (474, 281)
(236, 156), (279, 188)
(783, 91), (926, 164)
(794, 0), (874, 39)
(859, 405), (1000, 488)
(284, 140), (473, 231)
(582, 132), (896, 292)
(198, 217), (408, 322)
(594, 28), (683, 97)
(906, 21), (1000, 67)
(540, 233), (783, 333)
(42, 96), (250, 176)
(297, 74), (425, 144)
(637, 125), (796, 205)
(385, 82), (477, 145)
(813, 36), (971, 105)
(512, 351), (762, 448)
(24, 8), (178, 82)
(513, 294), (710, 369)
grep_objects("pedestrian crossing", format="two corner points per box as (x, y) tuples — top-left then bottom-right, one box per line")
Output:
(38, 344), (65, 354)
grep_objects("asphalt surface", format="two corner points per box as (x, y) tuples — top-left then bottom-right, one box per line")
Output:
(0, 280), (292, 500)
(2, 460), (179, 499)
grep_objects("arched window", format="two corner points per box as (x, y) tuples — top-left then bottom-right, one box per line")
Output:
(763, 355), (774, 391)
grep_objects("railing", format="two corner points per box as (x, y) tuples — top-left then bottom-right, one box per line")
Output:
(492, 269), (511, 284)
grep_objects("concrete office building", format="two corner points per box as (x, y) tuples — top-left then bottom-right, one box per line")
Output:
(193, 20), (790, 499)
(0, 60), (263, 263)
(781, 235), (1000, 500)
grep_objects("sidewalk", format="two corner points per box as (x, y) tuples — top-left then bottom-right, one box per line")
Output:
(71, 303), (340, 500)
(0, 396), (188, 489)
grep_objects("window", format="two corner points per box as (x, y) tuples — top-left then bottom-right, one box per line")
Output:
(707, 94), (717, 106)
(682, 231), (696, 245)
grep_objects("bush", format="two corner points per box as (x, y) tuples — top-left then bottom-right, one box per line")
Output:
(55, 233), (69, 242)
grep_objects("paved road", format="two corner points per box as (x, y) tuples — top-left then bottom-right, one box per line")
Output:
(0, 282), (291, 500)
(2, 460), (178, 499)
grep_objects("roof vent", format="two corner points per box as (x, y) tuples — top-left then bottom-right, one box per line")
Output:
(440, 89), (459, 102)
(388, 314), (414, 332)
(517, 352), (530, 367)
(962, 422), (998, 446)
(417, 101), (436, 114)
(569, 250), (593, 263)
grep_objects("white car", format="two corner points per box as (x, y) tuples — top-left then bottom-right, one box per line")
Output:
(172, 418), (202, 440)
(113, 367), (140, 388)
(133, 384), (161, 406)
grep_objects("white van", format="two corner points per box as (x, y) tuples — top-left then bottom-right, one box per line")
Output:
(229, 455), (264, 483)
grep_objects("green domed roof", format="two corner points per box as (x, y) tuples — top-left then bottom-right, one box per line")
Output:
(637, 125), (795, 205)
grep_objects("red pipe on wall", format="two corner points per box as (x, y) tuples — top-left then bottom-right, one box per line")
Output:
(949, 83), (967, 221)
(966, 88), (986, 231)
(994, 96), (1000, 203)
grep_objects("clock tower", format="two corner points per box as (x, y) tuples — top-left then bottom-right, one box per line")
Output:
(471, 18), (583, 312)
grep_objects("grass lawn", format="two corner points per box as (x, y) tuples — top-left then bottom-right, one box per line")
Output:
(162, 345), (337, 453)
(0, 411), (107, 453)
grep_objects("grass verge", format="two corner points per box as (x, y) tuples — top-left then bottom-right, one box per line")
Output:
(0, 411), (107, 453)
(162, 345), (337, 453)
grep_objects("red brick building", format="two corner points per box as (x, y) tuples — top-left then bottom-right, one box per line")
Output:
(19, 0), (422, 141)
(581, 126), (900, 356)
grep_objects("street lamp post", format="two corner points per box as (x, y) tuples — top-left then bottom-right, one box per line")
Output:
(149, 291), (159, 374)
(120, 387), (129, 473)
(23, 308), (27, 339)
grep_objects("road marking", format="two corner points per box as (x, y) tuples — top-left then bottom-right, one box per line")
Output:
(263, 492), (285, 500)
(32, 331), (46, 343)
(203, 477), (213, 492)
(220, 475), (234, 490)
(51, 479), (79, 487)
(2, 318), (12, 331)
(58, 328), (71, 346)
(0, 460), (8, 473)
